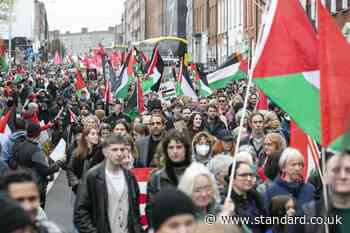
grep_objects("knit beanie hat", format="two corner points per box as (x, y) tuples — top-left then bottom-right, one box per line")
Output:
(0, 193), (34, 233)
(26, 122), (41, 138)
(152, 188), (196, 231)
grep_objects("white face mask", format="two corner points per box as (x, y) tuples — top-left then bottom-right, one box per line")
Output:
(196, 144), (210, 156)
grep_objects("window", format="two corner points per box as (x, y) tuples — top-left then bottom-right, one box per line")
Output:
(342, 0), (348, 9)
(331, 0), (336, 12)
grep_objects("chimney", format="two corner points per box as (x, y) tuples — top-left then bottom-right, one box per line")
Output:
(81, 27), (88, 33)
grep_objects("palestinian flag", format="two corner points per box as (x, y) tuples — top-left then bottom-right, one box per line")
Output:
(176, 59), (198, 100)
(142, 46), (164, 93)
(114, 49), (135, 100)
(75, 68), (90, 99)
(290, 121), (320, 181)
(252, 0), (320, 144)
(132, 168), (154, 228)
(191, 64), (212, 97)
(318, 0), (350, 148)
(125, 77), (145, 120)
(207, 59), (247, 90)
(0, 107), (16, 144)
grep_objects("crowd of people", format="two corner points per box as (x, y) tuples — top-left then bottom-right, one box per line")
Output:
(0, 62), (349, 233)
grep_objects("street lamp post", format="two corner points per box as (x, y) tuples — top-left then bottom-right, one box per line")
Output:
(8, 2), (13, 71)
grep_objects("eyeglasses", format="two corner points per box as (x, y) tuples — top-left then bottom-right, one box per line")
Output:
(218, 99), (226, 103)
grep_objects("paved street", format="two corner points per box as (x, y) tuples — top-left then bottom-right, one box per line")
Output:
(46, 172), (75, 233)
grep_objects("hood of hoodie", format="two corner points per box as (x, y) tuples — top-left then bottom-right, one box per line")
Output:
(9, 131), (26, 142)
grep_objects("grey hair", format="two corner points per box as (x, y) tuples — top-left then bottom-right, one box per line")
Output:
(235, 151), (254, 165)
(208, 154), (234, 176)
(279, 147), (304, 169)
(178, 162), (221, 204)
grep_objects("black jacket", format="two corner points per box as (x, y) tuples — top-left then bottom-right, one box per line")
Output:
(204, 116), (227, 138)
(74, 163), (142, 233)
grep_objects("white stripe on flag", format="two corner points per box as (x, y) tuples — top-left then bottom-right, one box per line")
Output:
(138, 181), (147, 194)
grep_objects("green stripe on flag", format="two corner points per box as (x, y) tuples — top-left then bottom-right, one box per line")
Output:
(254, 72), (321, 143)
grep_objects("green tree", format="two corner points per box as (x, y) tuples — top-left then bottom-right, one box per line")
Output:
(0, 0), (15, 22)
(48, 38), (66, 58)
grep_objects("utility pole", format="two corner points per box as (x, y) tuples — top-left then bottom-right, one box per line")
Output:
(226, 0), (229, 58)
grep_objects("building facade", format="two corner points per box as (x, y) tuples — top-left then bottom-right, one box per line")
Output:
(49, 27), (116, 56)
(123, 0), (146, 46)
(145, 0), (164, 38)
(0, 0), (48, 53)
(228, 0), (245, 56)
(193, 0), (209, 66)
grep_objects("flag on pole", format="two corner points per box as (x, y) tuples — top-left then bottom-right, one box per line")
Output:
(142, 46), (164, 93)
(54, 50), (62, 65)
(124, 77), (145, 120)
(192, 64), (212, 97)
(75, 68), (90, 99)
(176, 59), (198, 100)
(252, 0), (320, 144)
(290, 121), (320, 181)
(114, 49), (134, 100)
(207, 60), (247, 90)
(318, 0), (350, 147)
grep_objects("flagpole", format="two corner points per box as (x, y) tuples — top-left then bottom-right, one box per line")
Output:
(225, 0), (270, 200)
(321, 147), (330, 233)
(226, 40), (255, 200)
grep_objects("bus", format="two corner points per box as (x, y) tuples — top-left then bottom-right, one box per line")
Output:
(133, 36), (188, 64)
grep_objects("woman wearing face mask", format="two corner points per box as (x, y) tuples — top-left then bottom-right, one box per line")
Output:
(146, 130), (192, 229)
(192, 131), (214, 165)
(178, 162), (222, 220)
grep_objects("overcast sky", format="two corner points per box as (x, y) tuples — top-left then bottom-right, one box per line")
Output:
(41, 0), (124, 33)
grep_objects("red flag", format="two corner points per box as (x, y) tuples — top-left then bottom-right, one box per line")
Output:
(75, 69), (85, 90)
(104, 80), (112, 104)
(318, 0), (350, 146)
(54, 50), (61, 65)
(137, 77), (145, 113)
(97, 43), (105, 57)
(257, 89), (268, 110)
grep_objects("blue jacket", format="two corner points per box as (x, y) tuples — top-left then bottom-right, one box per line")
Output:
(263, 177), (315, 213)
(1, 131), (26, 164)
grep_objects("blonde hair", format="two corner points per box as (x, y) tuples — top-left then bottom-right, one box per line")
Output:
(265, 132), (286, 152)
(178, 162), (221, 204)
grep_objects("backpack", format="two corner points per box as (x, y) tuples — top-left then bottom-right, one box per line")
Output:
(10, 138), (40, 170)
(7, 137), (26, 169)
